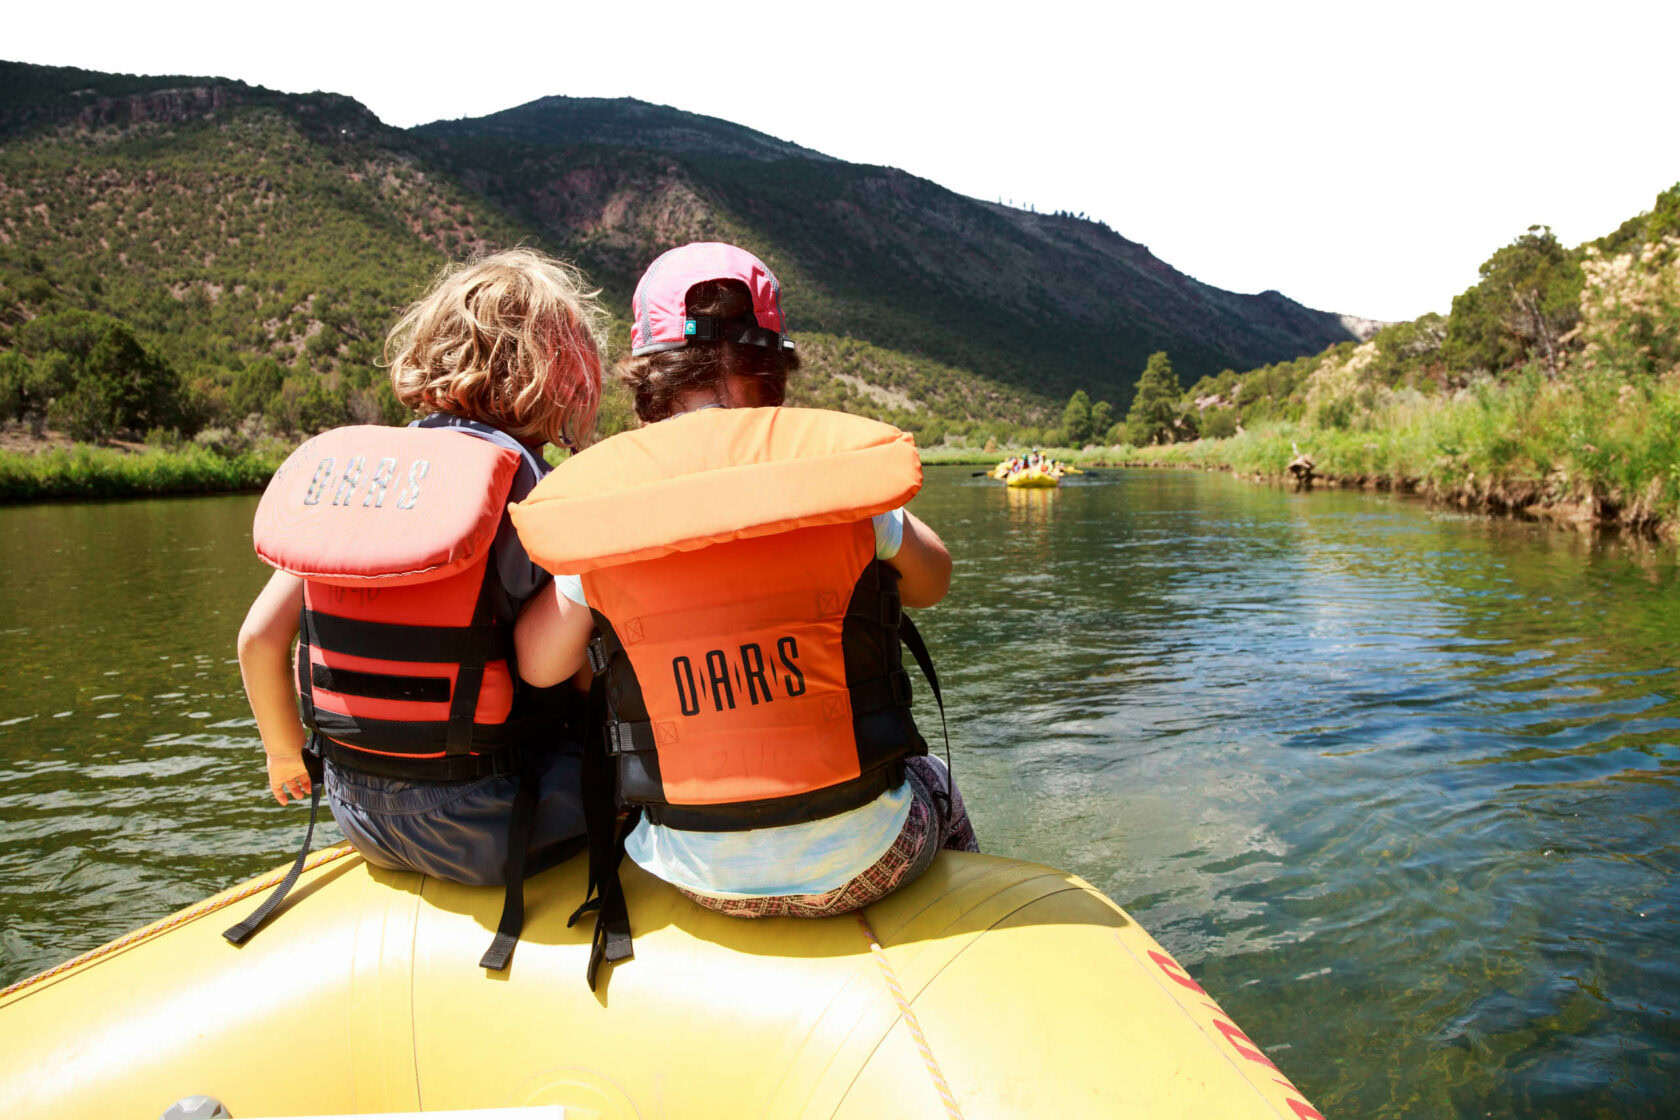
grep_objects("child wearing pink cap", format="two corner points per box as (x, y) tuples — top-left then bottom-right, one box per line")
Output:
(515, 243), (978, 964)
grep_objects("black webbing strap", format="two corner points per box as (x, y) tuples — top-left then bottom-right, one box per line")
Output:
(306, 710), (530, 759)
(568, 676), (611, 924)
(586, 817), (634, 991)
(849, 668), (914, 716)
(602, 719), (658, 758)
(310, 663), (451, 703)
(899, 613), (954, 806)
(847, 584), (903, 630)
(297, 607), (321, 733)
(223, 747), (326, 946)
(567, 671), (635, 990)
(310, 733), (516, 782)
(299, 608), (516, 665)
(683, 315), (794, 353)
(447, 569), (501, 756)
(478, 763), (540, 971)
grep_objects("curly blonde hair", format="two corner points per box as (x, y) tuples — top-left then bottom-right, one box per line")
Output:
(385, 248), (607, 448)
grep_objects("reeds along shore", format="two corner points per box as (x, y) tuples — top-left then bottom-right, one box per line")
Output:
(1106, 369), (1680, 540)
(0, 443), (281, 502)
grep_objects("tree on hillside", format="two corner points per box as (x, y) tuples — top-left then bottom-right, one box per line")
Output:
(297, 377), (349, 435)
(1443, 225), (1582, 378)
(229, 358), (285, 419)
(0, 352), (31, 423)
(1061, 389), (1092, 446)
(1126, 351), (1182, 446)
(15, 309), (124, 365)
(1089, 399), (1114, 442)
(48, 323), (186, 440)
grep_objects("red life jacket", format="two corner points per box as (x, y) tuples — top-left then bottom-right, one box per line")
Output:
(512, 407), (930, 829)
(238, 421), (570, 972)
(253, 423), (531, 779)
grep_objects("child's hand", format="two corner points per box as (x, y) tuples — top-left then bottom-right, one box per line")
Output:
(266, 748), (313, 806)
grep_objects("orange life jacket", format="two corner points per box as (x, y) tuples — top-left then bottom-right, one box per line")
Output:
(253, 423), (534, 779)
(512, 406), (929, 830)
(238, 421), (570, 971)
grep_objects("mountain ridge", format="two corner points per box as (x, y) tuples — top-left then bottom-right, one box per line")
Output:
(418, 95), (834, 163)
(414, 95), (1360, 400)
(0, 58), (1359, 447)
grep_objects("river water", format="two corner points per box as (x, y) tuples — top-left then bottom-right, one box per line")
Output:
(1, 466), (1676, 1117)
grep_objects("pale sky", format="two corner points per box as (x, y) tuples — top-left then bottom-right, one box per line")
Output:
(10, 0), (1677, 323)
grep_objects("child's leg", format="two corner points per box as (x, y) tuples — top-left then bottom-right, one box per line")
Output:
(323, 748), (585, 885)
(906, 755), (980, 854)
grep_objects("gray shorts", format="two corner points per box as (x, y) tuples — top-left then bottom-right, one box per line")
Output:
(325, 750), (586, 886)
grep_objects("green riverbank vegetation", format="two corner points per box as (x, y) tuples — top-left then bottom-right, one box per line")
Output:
(1108, 185), (1680, 537)
(0, 441), (283, 502)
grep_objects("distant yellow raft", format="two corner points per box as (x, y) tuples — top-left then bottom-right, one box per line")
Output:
(0, 849), (1320, 1119)
(1003, 468), (1062, 489)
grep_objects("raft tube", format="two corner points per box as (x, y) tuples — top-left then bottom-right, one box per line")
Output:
(0, 849), (1320, 1118)
(1004, 469), (1061, 489)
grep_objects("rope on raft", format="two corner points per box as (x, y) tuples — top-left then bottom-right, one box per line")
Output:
(856, 911), (966, 1120)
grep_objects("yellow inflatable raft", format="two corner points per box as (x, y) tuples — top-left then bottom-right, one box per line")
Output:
(0, 848), (1319, 1118)
(1003, 469), (1061, 489)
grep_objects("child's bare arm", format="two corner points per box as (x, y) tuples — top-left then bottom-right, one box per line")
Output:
(237, 570), (312, 805)
(514, 584), (595, 688)
(888, 512), (952, 608)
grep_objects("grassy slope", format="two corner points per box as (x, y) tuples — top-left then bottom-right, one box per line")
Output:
(0, 85), (536, 382)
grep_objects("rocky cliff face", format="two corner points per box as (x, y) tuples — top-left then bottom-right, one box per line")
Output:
(74, 85), (231, 130)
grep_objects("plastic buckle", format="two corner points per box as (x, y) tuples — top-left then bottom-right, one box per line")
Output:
(880, 591), (903, 630)
(603, 722), (625, 757)
(586, 637), (608, 675)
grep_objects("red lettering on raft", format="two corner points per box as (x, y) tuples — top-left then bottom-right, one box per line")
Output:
(1278, 1090), (1325, 1120)
(1148, 949), (1207, 994)
(1150, 949), (1322, 1116)
(1201, 1009), (1278, 1071)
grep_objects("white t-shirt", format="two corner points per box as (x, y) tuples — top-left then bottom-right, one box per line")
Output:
(555, 507), (912, 897)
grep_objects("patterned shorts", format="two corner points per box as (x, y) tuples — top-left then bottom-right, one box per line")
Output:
(677, 756), (981, 919)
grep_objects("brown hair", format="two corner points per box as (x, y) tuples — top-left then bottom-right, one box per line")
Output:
(616, 279), (801, 423)
(384, 248), (607, 448)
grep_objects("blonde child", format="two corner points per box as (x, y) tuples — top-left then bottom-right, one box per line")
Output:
(233, 249), (606, 967)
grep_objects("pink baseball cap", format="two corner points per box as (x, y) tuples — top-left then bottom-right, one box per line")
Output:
(629, 242), (792, 357)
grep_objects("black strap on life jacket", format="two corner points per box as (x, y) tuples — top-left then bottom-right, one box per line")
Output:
(223, 746), (326, 946)
(296, 567), (512, 760)
(569, 663), (636, 991)
(897, 612), (954, 808)
(477, 758), (541, 971)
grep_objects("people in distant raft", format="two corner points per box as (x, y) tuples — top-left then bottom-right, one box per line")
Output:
(510, 241), (979, 987)
(234, 249), (607, 968)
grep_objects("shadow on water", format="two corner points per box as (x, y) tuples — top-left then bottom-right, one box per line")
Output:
(2, 470), (1677, 1116)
